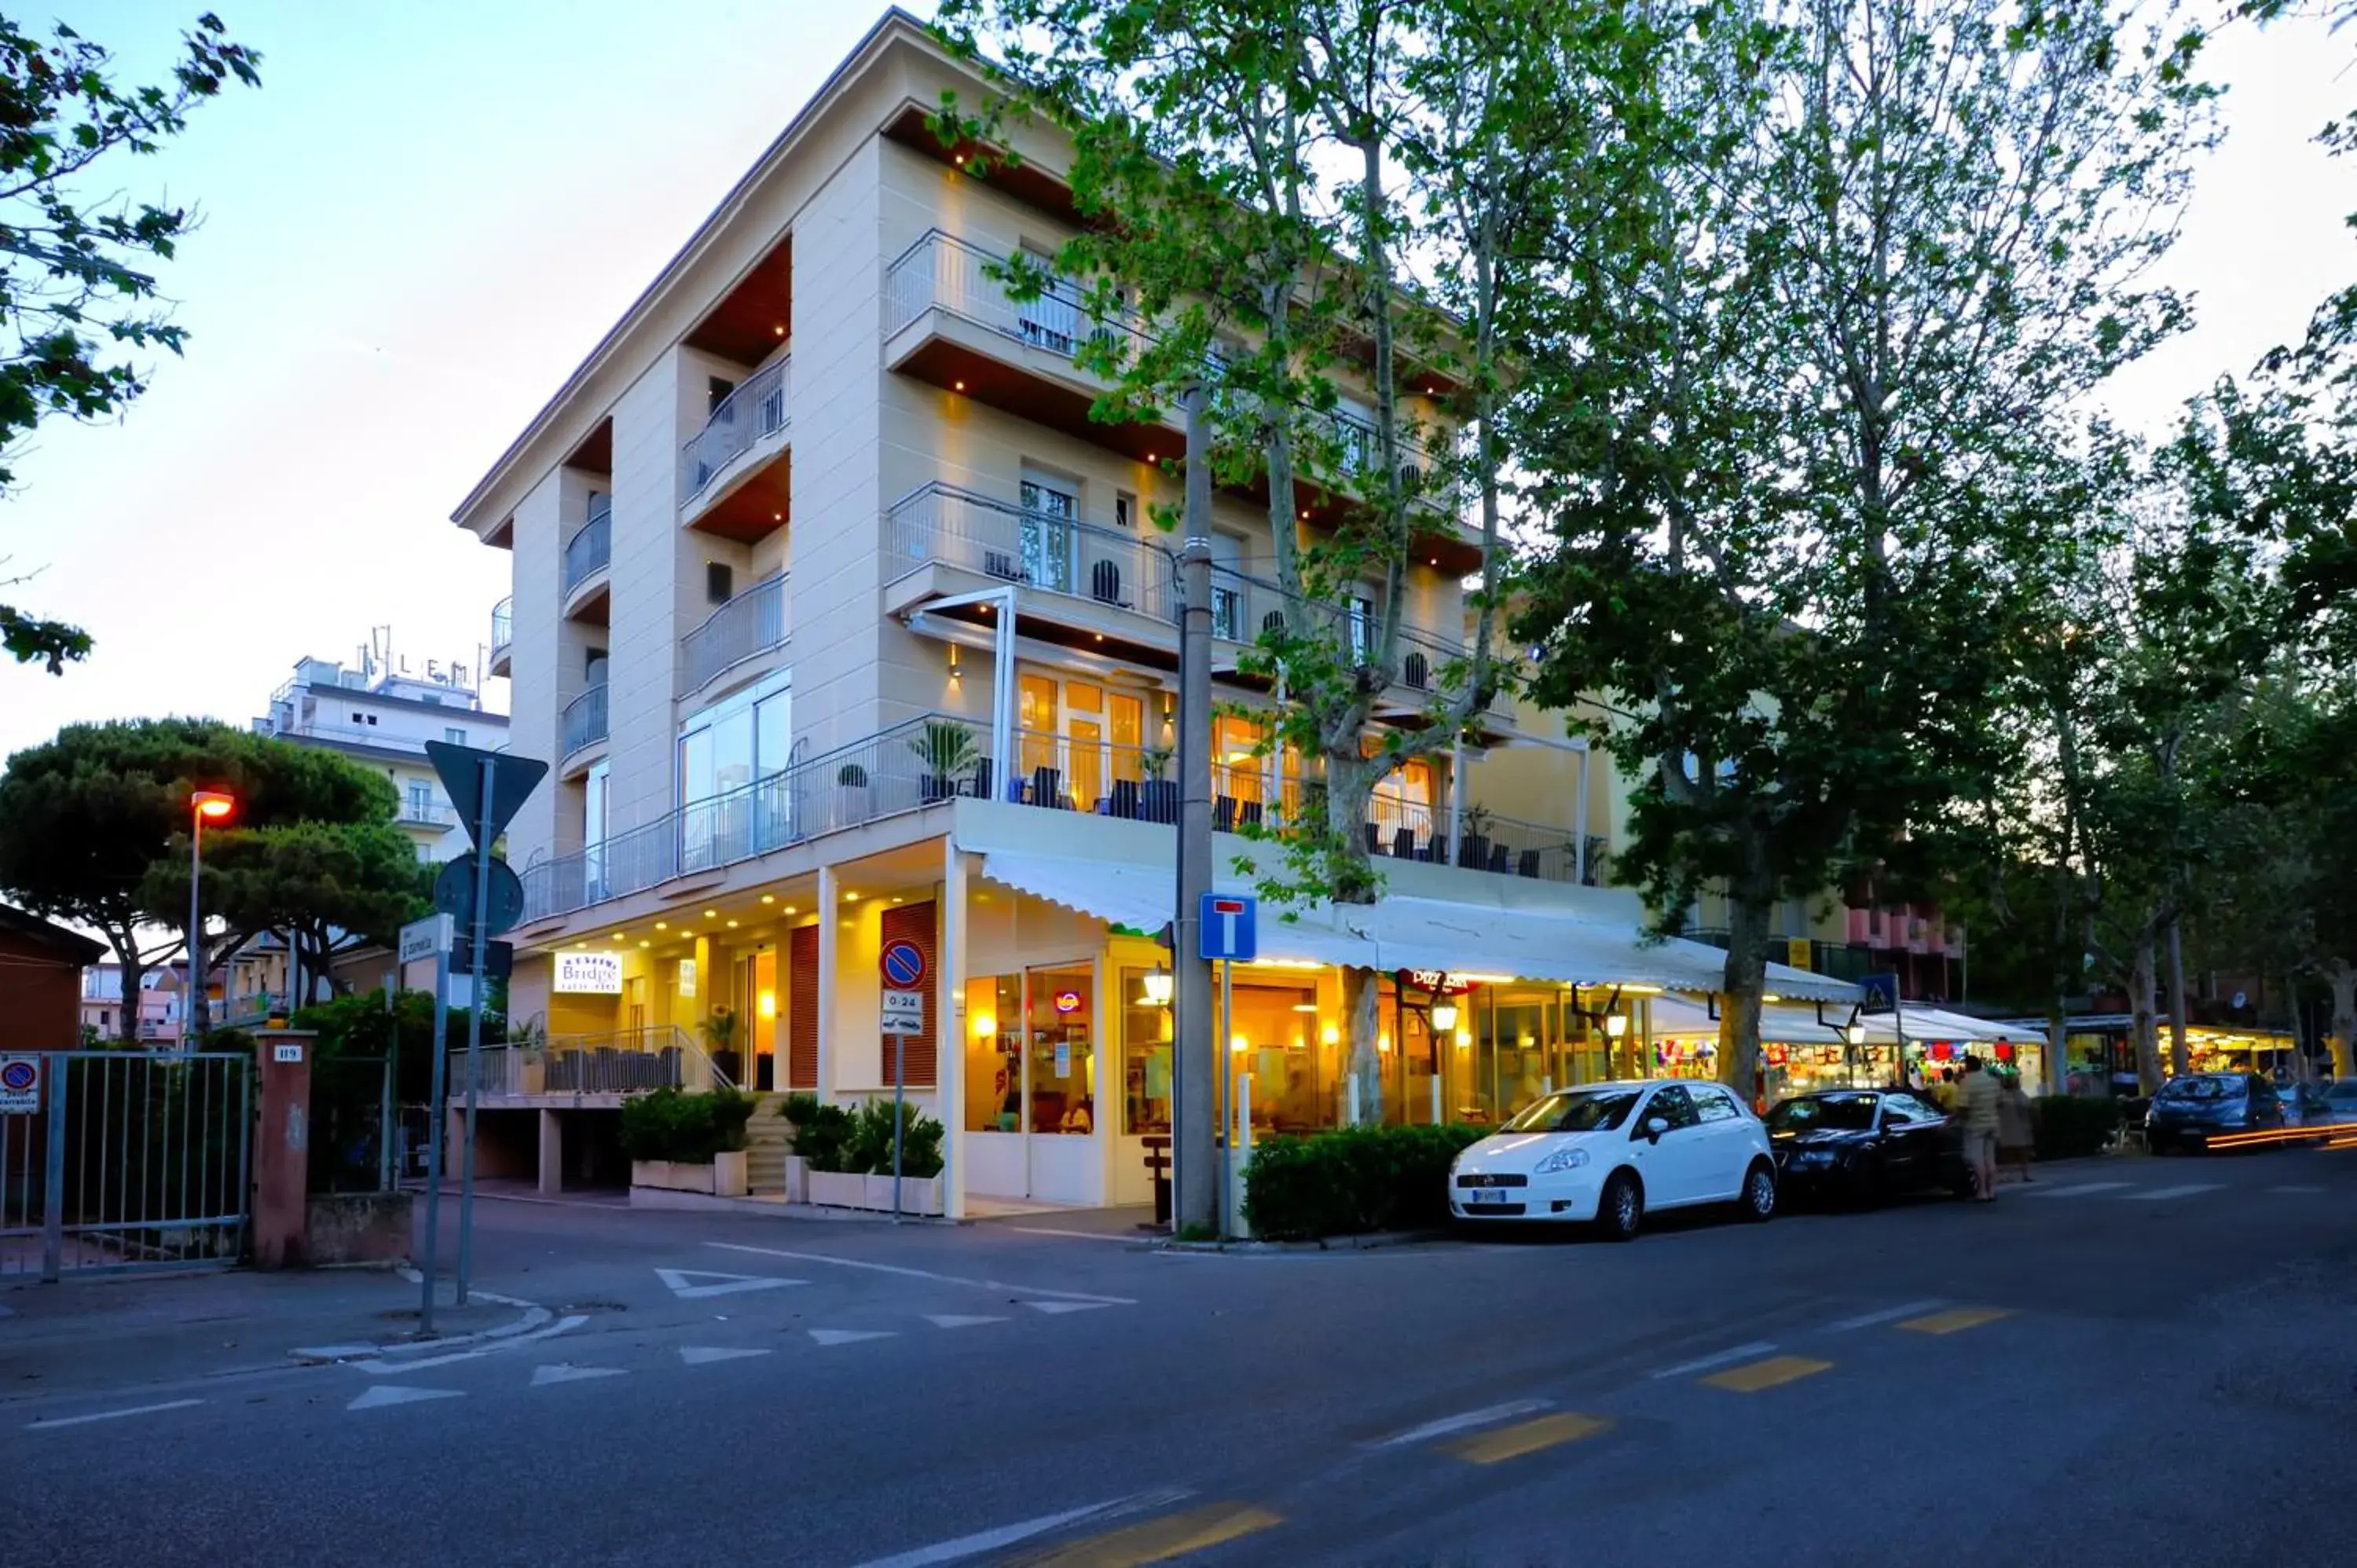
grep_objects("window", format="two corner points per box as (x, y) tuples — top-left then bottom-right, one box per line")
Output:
(707, 562), (735, 605)
(1502, 1086), (1643, 1134)
(1120, 966), (1173, 1134)
(1692, 1086), (1743, 1123)
(1019, 474), (1078, 594)
(1640, 1085), (1700, 1133)
(707, 376), (736, 413)
(1347, 594), (1376, 661)
(443, 727), (466, 746)
(407, 782), (433, 819)
(1114, 490), (1137, 530)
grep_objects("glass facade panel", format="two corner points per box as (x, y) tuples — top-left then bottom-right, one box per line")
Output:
(1120, 966), (1173, 1135)
(1026, 964), (1094, 1134)
(966, 973), (1024, 1133)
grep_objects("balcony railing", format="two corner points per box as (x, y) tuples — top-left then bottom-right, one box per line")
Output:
(885, 482), (1177, 621)
(680, 573), (790, 694)
(398, 800), (457, 827)
(455, 1027), (732, 1097)
(561, 683), (609, 758)
(681, 357), (789, 504)
(490, 597), (512, 659)
(562, 504), (612, 597)
(886, 229), (1146, 370)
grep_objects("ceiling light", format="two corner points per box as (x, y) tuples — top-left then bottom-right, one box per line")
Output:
(702, 909), (718, 918)
(655, 921), (668, 930)
(773, 324), (786, 336)
(639, 940), (651, 948)
(783, 905), (797, 915)
(889, 897), (902, 906)
(611, 933), (625, 942)
(954, 380), (966, 391)
(761, 894), (776, 904)
(727, 920), (739, 929)
(845, 892), (860, 902)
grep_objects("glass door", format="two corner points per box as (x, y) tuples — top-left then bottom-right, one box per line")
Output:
(1019, 478), (1077, 592)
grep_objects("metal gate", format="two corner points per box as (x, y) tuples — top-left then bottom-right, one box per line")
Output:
(0, 1050), (252, 1280)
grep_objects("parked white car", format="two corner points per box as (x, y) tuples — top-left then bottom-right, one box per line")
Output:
(1450, 1079), (1779, 1240)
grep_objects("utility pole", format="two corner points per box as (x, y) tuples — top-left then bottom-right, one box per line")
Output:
(1174, 382), (1216, 1236)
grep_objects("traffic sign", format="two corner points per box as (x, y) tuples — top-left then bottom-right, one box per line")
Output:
(1200, 893), (1257, 962)
(879, 938), (927, 990)
(425, 741), (548, 851)
(0, 1056), (40, 1116)
(1860, 973), (1900, 1015)
(433, 853), (525, 936)
(881, 989), (926, 1036)
(453, 936), (515, 981)
(399, 914), (453, 963)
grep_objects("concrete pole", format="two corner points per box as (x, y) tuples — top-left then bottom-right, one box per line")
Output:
(1173, 382), (1216, 1236)
(940, 843), (970, 1220)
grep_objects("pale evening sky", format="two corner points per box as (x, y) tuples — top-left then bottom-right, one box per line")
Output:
(0, 2), (2347, 764)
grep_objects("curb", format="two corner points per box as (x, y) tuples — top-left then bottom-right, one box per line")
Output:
(1152, 1228), (1449, 1254)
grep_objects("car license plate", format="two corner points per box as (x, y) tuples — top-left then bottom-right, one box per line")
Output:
(1468, 1189), (1504, 1204)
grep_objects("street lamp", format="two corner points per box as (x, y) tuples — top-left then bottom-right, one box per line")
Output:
(188, 790), (234, 1042)
(1603, 1011), (1629, 1077)
(1430, 998), (1459, 1034)
(1844, 1021), (1868, 1086)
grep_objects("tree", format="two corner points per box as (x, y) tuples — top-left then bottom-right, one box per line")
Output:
(185, 819), (431, 1013)
(0, 720), (405, 1041)
(1514, 0), (2213, 1098)
(0, 11), (259, 675)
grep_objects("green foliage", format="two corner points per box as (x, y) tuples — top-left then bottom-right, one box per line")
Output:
(1239, 1123), (1486, 1241)
(292, 987), (486, 1103)
(2033, 1095), (2122, 1162)
(0, 11), (260, 673)
(909, 720), (979, 776)
(779, 1094), (857, 1172)
(846, 1098), (946, 1179)
(619, 1087), (756, 1164)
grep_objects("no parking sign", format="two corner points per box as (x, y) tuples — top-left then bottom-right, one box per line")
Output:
(0, 1056), (41, 1116)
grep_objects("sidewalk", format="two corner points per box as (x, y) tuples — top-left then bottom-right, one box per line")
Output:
(0, 1266), (539, 1406)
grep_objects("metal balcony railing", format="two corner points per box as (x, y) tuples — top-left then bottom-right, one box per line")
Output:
(680, 573), (789, 694)
(397, 800), (457, 827)
(490, 597), (512, 659)
(681, 357), (789, 504)
(562, 504), (612, 596)
(885, 482), (1177, 621)
(455, 1027), (733, 1097)
(561, 683), (608, 758)
(885, 229), (1147, 369)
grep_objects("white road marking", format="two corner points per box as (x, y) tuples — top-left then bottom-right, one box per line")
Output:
(28, 1398), (203, 1431)
(2024, 1181), (2132, 1200)
(1022, 1299), (1117, 1315)
(531, 1363), (626, 1387)
(709, 1240), (1137, 1304)
(2123, 1183), (2223, 1202)
(1368, 1399), (1552, 1449)
(1651, 1342), (1779, 1379)
(1827, 1300), (1948, 1332)
(999, 1225), (1137, 1244)
(809, 1328), (896, 1346)
(347, 1385), (464, 1411)
(679, 1346), (771, 1366)
(848, 1488), (1194, 1568)
(654, 1267), (805, 1300)
(348, 1313), (588, 1374)
(295, 1299), (553, 1361)
(2270, 1184), (2327, 1194)
(924, 1313), (1008, 1329)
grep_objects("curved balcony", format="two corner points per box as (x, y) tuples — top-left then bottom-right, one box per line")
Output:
(560, 683), (609, 768)
(561, 504), (612, 620)
(679, 573), (790, 698)
(489, 597), (513, 677)
(680, 357), (789, 534)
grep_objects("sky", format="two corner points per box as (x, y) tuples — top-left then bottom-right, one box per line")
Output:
(0, 2), (2350, 764)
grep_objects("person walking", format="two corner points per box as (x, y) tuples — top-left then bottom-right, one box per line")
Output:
(1996, 1070), (2036, 1184)
(1956, 1056), (2002, 1202)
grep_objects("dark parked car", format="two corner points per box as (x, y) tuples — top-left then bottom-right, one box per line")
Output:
(1765, 1090), (1971, 1205)
(2146, 1073), (2284, 1153)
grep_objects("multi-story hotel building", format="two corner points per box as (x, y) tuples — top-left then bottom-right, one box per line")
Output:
(451, 9), (1853, 1212)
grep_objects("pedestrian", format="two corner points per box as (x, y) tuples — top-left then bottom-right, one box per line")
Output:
(1930, 1067), (1958, 1113)
(1996, 1071), (2036, 1184)
(1956, 1056), (2001, 1202)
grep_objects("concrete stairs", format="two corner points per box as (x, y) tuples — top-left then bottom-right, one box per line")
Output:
(744, 1093), (794, 1195)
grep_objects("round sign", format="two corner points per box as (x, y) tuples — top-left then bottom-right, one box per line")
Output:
(0, 1060), (36, 1093)
(880, 939), (927, 989)
(1054, 990), (1081, 1015)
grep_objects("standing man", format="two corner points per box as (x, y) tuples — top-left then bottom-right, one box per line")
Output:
(1956, 1056), (2002, 1202)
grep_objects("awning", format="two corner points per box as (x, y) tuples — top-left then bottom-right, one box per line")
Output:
(1648, 994), (1850, 1045)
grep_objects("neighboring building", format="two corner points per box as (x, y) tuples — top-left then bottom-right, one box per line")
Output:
(253, 634), (510, 861)
(80, 962), (182, 1046)
(446, 10), (1853, 1207)
(2, 904), (104, 1048)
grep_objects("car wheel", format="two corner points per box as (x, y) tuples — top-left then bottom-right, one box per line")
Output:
(1599, 1171), (1643, 1241)
(1742, 1160), (1778, 1222)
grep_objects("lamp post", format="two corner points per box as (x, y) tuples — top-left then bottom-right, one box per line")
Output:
(1845, 1021), (1868, 1086)
(187, 790), (235, 1043)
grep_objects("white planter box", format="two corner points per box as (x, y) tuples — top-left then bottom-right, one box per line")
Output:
(865, 1172), (944, 1215)
(806, 1170), (868, 1210)
(713, 1150), (750, 1199)
(783, 1155), (810, 1205)
(631, 1159), (716, 1195)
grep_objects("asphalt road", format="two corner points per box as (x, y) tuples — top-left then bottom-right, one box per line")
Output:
(4, 1146), (2354, 1568)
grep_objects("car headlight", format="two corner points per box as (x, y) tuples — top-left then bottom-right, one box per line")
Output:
(1532, 1146), (1590, 1175)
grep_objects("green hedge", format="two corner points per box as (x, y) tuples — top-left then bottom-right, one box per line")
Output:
(2033, 1094), (2121, 1161)
(780, 1094), (944, 1178)
(619, 1086), (756, 1163)
(1240, 1123), (1487, 1240)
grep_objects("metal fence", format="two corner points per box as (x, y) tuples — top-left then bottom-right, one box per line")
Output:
(681, 357), (790, 503)
(453, 1027), (729, 1098)
(680, 572), (790, 694)
(309, 1055), (395, 1196)
(562, 683), (609, 757)
(0, 1050), (251, 1280)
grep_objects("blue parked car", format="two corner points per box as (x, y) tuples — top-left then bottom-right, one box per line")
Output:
(2145, 1073), (2284, 1154)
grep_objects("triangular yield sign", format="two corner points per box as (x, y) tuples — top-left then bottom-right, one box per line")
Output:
(923, 1313), (1008, 1330)
(654, 1267), (803, 1300)
(530, 1364), (626, 1387)
(1022, 1300), (1117, 1315)
(426, 741), (548, 850)
(808, 1328), (896, 1346)
(347, 1385), (464, 1411)
(678, 1346), (771, 1366)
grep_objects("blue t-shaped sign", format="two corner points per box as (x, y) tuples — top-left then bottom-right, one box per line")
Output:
(1199, 892), (1257, 962)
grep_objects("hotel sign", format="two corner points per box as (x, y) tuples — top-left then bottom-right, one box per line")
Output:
(555, 951), (624, 995)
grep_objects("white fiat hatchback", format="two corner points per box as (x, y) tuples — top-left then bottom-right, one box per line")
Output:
(1450, 1079), (1778, 1240)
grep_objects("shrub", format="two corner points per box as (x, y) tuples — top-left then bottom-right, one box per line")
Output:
(1240, 1123), (1487, 1240)
(779, 1094), (856, 1172)
(2033, 1094), (2121, 1161)
(846, 1097), (945, 1179)
(620, 1086), (756, 1163)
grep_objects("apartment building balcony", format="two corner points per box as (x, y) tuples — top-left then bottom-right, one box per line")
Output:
(679, 355), (790, 540)
(679, 572), (790, 701)
(489, 597), (513, 677)
(397, 800), (458, 829)
(560, 683), (609, 772)
(561, 503), (613, 624)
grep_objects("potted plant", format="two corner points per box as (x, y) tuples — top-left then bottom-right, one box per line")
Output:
(702, 1006), (743, 1089)
(1457, 804), (1493, 870)
(911, 720), (979, 803)
(1140, 746), (1178, 823)
(622, 1086), (756, 1198)
(788, 1095), (868, 1210)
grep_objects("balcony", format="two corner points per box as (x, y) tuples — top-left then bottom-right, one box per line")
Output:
(397, 800), (458, 829)
(680, 572), (790, 698)
(561, 683), (609, 764)
(562, 503), (612, 617)
(680, 357), (789, 534)
(489, 597), (513, 677)
(885, 482), (1177, 647)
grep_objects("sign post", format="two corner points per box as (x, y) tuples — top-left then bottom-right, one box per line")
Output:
(401, 913), (453, 1332)
(879, 939), (928, 1222)
(1860, 973), (1902, 1089)
(1198, 894), (1256, 1236)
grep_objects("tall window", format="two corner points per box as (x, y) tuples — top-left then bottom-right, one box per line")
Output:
(678, 671), (791, 868)
(407, 782), (432, 820)
(443, 726), (467, 746)
(1019, 474), (1077, 593)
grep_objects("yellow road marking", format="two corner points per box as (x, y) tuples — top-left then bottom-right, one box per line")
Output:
(1898, 1306), (2014, 1336)
(1445, 1412), (1614, 1465)
(1016, 1502), (1284, 1566)
(1702, 1355), (1833, 1392)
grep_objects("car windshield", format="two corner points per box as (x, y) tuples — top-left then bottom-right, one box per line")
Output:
(2157, 1075), (2240, 1101)
(2324, 1080), (2357, 1102)
(1501, 1087), (1645, 1134)
(1767, 1094), (1879, 1132)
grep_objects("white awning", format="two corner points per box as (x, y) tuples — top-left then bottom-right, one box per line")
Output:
(1648, 994), (1851, 1044)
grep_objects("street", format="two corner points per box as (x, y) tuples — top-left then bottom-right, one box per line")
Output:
(4, 1148), (2354, 1568)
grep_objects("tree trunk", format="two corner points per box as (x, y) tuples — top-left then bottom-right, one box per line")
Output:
(2131, 936), (2161, 1094)
(2163, 914), (2190, 1079)
(2327, 961), (2357, 1081)
(1341, 965), (1382, 1124)
(1717, 895), (1772, 1108)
